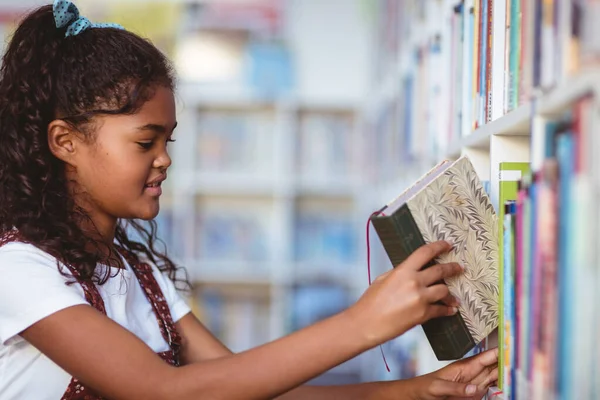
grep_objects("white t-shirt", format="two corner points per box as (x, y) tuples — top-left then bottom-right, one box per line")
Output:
(0, 241), (191, 400)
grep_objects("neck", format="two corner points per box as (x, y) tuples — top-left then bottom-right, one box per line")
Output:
(65, 170), (120, 260)
(68, 191), (117, 259)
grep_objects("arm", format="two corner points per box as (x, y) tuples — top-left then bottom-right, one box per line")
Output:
(22, 241), (463, 400)
(279, 348), (499, 400)
(176, 314), (498, 400)
(23, 303), (369, 400)
(177, 312), (395, 400)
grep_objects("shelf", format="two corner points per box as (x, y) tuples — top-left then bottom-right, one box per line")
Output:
(538, 70), (600, 116)
(445, 104), (531, 158)
(291, 262), (361, 286)
(438, 73), (600, 161)
(178, 81), (280, 109)
(183, 172), (286, 197)
(293, 177), (358, 197)
(185, 261), (275, 286)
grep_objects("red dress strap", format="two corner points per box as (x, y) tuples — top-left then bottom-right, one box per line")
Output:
(118, 248), (182, 367)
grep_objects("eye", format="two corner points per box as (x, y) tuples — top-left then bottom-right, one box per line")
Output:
(137, 141), (153, 150)
(167, 137), (176, 144)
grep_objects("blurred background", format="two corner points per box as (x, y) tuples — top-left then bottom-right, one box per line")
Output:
(0, 0), (494, 386)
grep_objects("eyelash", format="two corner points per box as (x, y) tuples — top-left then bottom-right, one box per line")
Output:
(137, 138), (176, 150)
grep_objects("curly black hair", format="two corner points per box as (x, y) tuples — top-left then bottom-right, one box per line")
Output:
(0, 4), (190, 290)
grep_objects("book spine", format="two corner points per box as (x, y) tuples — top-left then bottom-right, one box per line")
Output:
(479, 0), (488, 126)
(508, 0), (521, 111)
(473, 0), (482, 130)
(371, 205), (476, 361)
(533, 0), (543, 88)
(491, 0), (507, 121)
(485, 0), (494, 124)
(504, 0), (512, 115)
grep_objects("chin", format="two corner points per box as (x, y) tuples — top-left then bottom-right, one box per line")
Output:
(136, 205), (160, 221)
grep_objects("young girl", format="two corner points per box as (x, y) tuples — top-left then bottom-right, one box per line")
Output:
(0, 2), (498, 399)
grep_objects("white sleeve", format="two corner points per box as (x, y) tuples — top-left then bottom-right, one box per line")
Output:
(151, 266), (191, 323)
(0, 243), (88, 346)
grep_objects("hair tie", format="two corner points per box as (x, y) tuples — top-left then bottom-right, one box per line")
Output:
(53, 0), (124, 37)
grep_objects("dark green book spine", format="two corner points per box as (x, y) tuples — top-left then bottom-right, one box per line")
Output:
(371, 204), (475, 360)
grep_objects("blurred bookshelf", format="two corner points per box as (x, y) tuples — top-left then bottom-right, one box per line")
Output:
(170, 91), (370, 382)
(156, 0), (376, 385)
(363, 0), (600, 399)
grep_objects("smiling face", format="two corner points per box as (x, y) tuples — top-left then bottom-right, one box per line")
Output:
(49, 85), (177, 240)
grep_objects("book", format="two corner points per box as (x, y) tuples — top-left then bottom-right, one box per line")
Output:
(370, 156), (499, 360)
(497, 161), (530, 389)
(502, 201), (516, 400)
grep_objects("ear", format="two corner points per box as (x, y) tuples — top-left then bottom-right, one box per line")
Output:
(47, 120), (81, 165)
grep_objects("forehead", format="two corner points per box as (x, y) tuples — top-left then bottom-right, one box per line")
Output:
(94, 86), (176, 135)
(136, 86), (176, 120)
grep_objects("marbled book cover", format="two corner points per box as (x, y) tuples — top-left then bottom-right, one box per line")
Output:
(407, 157), (499, 343)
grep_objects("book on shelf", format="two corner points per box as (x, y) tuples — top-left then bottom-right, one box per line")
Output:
(191, 285), (271, 353)
(370, 156), (499, 361)
(497, 162), (530, 390)
(296, 112), (355, 180)
(370, 0), (600, 168)
(193, 197), (272, 266)
(195, 108), (275, 175)
(500, 95), (599, 400)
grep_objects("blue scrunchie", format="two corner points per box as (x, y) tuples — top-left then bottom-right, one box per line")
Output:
(53, 0), (124, 37)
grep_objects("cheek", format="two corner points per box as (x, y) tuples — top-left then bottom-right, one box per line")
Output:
(81, 148), (146, 194)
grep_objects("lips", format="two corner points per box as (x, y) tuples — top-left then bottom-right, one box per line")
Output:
(145, 175), (166, 188)
(144, 175), (166, 196)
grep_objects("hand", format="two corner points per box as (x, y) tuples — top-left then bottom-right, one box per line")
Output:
(347, 240), (463, 347)
(404, 347), (499, 400)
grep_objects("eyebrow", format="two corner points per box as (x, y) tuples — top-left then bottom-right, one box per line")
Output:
(136, 122), (178, 134)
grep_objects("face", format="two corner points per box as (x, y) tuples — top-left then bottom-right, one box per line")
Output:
(65, 86), (176, 233)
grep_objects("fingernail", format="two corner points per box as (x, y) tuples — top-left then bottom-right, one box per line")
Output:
(453, 296), (461, 305)
(451, 307), (458, 314)
(466, 385), (476, 395)
(445, 240), (454, 247)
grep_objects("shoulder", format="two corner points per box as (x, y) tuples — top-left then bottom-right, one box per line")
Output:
(0, 240), (64, 270)
(0, 241), (88, 345)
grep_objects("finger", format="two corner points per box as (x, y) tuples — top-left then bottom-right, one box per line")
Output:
(424, 283), (451, 304)
(469, 364), (497, 389)
(429, 379), (478, 398)
(456, 348), (499, 381)
(419, 262), (464, 286)
(476, 365), (498, 391)
(440, 292), (460, 307)
(426, 304), (458, 321)
(477, 347), (499, 367)
(403, 240), (452, 271)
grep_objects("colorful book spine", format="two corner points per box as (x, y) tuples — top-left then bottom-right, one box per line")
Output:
(498, 162), (530, 390)
(502, 201), (516, 399)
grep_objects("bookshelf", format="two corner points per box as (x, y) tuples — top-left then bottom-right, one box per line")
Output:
(364, 0), (600, 398)
(168, 91), (371, 382)
(155, 0), (376, 385)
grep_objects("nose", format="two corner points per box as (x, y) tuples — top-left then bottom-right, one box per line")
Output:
(153, 147), (172, 171)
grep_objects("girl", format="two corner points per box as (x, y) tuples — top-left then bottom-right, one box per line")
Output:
(0, 2), (498, 399)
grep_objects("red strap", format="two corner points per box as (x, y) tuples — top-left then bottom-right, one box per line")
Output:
(366, 211), (391, 372)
